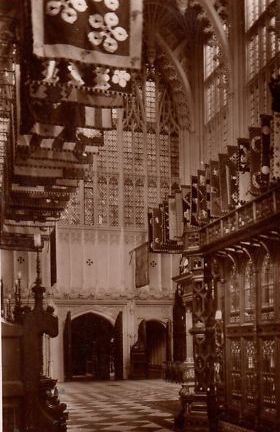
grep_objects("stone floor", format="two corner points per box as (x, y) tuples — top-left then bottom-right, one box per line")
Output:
(58, 379), (181, 432)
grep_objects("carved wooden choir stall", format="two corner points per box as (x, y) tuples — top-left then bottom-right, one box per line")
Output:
(167, 94), (280, 431)
(2, 243), (67, 432)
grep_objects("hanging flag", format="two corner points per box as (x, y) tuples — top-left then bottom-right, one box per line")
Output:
(218, 147), (238, 212)
(197, 169), (208, 224)
(175, 191), (184, 239)
(237, 138), (251, 203)
(190, 176), (198, 225)
(204, 164), (211, 215)
(260, 114), (272, 190)
(17, 127), (104, 156)
(151, 207), (163, 250)
(209, 160), (221, 217)
(21, 97), (113, 135)
(27, 61), (132, 97)
(181, 184), (191, 225)
(135, 242), (149, 288)
(168, 195), (177, 241)
(272, 113), (280, 179)
(161, 201), (170, 246)
(31, 0), (143, 70)
(249, 126), (262, 195)
(29, 81), (124, 107)
(218, 153), (228, 212)
(227, 145), (239, 208)
(238, 138), (250, 173)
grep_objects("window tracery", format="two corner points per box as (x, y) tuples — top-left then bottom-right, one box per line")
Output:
(245, 0), (279, 125)
(108, 177), (119, 227)
(229, 267), (240, 323)
(245, 339), (257, 407)
(84, 181), (94, 225)
(203, 34), (229, 159)
(97, 176), (108, 226)
(230, 339), (242, 404)
(60, 65), (180, 228)
(244, 260), (255, 322)
(260, 253), (274, 319)
(60, 190), (81, 225)
(261, 338), (276, 413)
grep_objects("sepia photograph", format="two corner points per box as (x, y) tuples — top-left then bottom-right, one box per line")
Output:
(1, 0), (280, 431)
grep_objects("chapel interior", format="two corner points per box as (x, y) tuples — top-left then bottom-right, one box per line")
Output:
(1, 0), (280, 431)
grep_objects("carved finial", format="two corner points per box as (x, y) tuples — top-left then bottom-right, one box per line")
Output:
(176, 0), (189, 14)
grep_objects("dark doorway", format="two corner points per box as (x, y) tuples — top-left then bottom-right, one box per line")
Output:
(146, 320), (167, 378)
(64, 312), (117, 381)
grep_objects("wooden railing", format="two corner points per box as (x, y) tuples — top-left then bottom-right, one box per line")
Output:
(186, 186), (280, 251)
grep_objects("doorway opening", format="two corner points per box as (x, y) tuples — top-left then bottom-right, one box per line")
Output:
(146, 320), (167, 378)
(64, 311), (123, 381)
(130, 319), (170, 379)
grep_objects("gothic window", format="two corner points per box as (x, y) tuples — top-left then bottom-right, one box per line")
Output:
(108, 177), (119, 227)
(170, 134), (179, 178)
(230, 339), (242, 402)
(106, 130), (119, 172)
(123, 131), (133, 174)
(260, 338), (276, 414)
(244, 339), (257, 407)
(60, 190), (80, 225)
(203, 34), (229, 159)
(229, 267), (240, 323)
(84, 181), (94, 225)
(145, 80), (156, 123)
(134, 131), (145, 175)
(147, 177), (158, 208)
(147, 133), (157, 176)
(244, 260), (255, 322)
(60, 68), (180, 228)
(124, 178), (134, 226)
(97, 176), (108, 225)
(260, 254), (274, 319)
(159, 134), (170, 177)
(160, 179), (170, 201)
(245, 0), (279, 125)
(135, 178), (145, 227)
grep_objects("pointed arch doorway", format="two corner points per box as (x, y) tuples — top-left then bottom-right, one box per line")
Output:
(146, 319), (170, 378)
(64, 311), (123, 381)
(130, 319), (171, 379)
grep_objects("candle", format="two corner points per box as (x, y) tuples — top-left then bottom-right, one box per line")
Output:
(34, 233), (42, 248)
(215, 310), (222, 320)
(17, 271), (22, 280)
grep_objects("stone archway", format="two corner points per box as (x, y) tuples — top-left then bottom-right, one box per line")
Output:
(146, 319), (167, 378)
(64, 312), (115, 381)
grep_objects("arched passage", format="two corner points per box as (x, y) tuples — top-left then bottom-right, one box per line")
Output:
(64, 312), (123, 381)
(146, 319), (168, 378)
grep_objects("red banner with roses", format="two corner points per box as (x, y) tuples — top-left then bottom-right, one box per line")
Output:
(31, 0), (143, 69)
